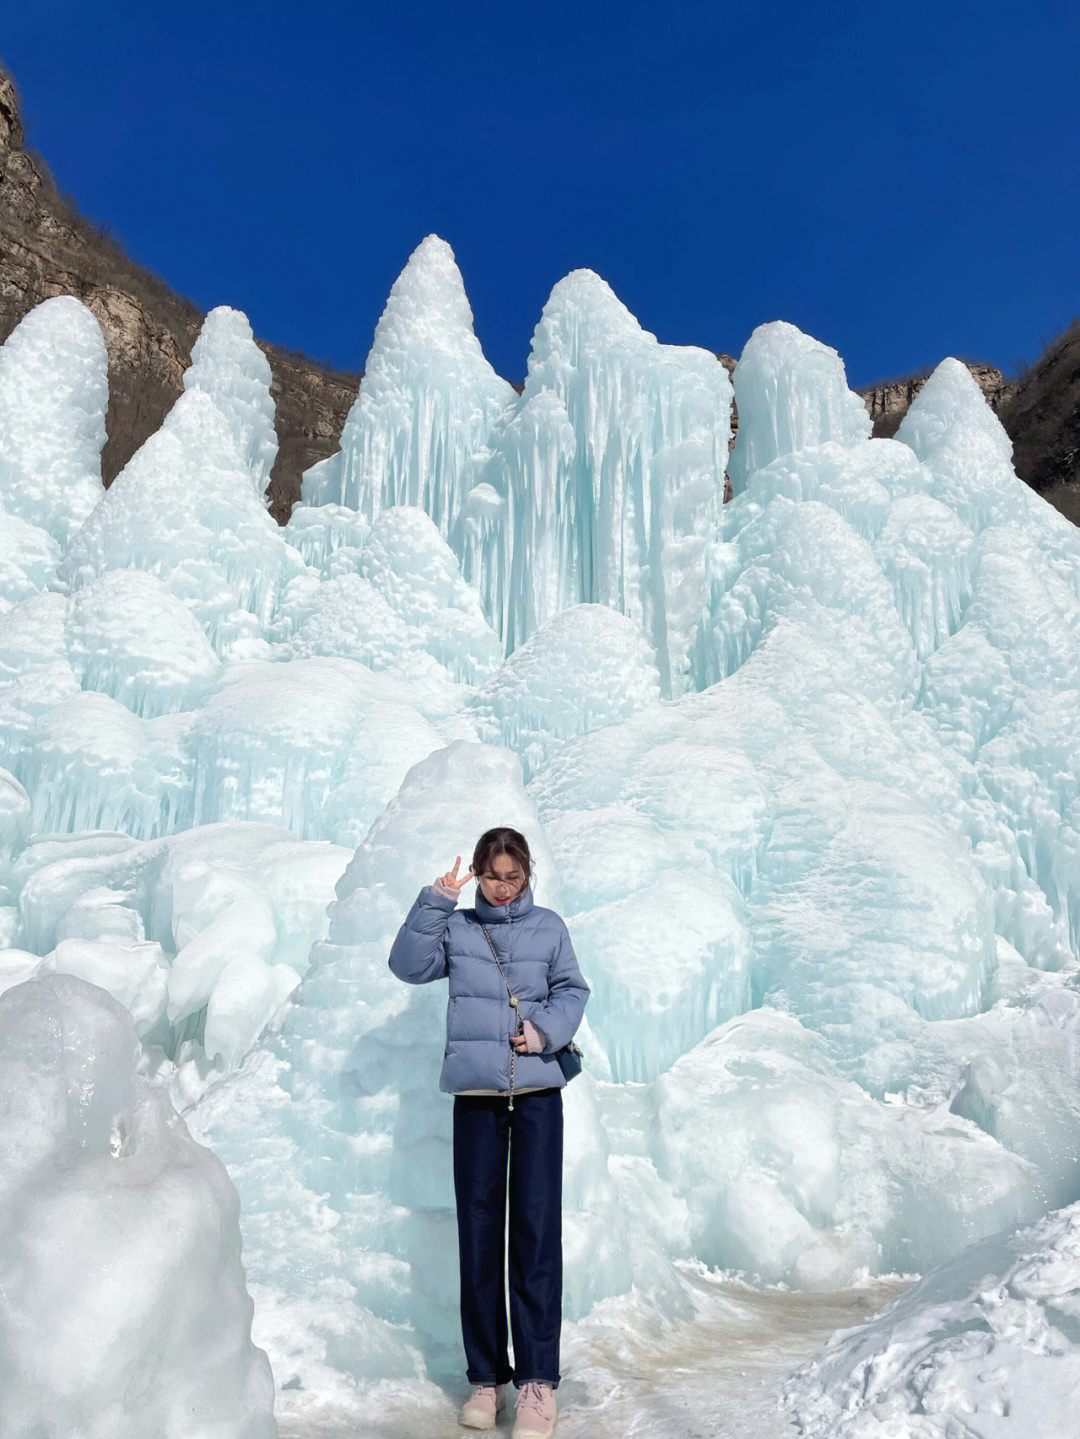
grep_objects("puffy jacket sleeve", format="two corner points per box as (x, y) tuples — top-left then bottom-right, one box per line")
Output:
(529, 918), (590, 1051)
(388, 885), (456, 984)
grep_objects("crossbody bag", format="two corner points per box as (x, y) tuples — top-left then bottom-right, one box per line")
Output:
(477, 921), (583, 1110)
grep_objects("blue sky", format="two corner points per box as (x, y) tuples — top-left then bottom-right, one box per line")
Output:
(4, 1), (1078, 387)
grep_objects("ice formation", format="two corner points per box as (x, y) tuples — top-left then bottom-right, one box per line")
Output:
(0, 295), (107, 551)
(0, 817), (350, 1078)
(0, 510), (62, 610)
(786, 1201), (1080, 1436)
(56, 370), (305, 656)
(301, 235), (516, 539)
(182, 305), (279, 496)
(458, 270), (730, 694)
(470, 602), (662, 781)
(3, 277), (1080, 1431)
(727, 319), (871, 496)
(0, 297), (106, 617)
(304, 250), (729, 697)
(0, 973), (275, 1438)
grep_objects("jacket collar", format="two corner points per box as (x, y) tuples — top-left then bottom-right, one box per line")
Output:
(473, 883), (534, 924)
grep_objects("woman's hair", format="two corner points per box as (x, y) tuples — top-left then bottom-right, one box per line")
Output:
(472, 827), (533, 886)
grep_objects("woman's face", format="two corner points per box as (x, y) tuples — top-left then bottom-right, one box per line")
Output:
(477, 853), (526, 906)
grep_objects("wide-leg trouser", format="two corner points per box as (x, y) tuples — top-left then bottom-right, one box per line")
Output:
(452, 1087), (563, 1389)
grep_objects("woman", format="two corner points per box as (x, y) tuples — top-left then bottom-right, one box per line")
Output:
(389, 826), (590, 1438)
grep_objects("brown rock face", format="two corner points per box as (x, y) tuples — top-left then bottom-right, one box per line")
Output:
(0, 67), (359, 523)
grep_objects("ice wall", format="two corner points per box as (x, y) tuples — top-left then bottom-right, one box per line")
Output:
(458, 270), (730, 693)
(301, 235), (515, 539)
(727, 320), (871, 496)
(5, 272), (1080, 1422)
(0, 973), (276, 1438)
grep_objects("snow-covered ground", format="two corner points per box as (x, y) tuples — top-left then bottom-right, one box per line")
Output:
(274, 1268), (914, 1438)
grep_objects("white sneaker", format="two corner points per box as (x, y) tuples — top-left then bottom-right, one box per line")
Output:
(460, 1382), (507, 1430)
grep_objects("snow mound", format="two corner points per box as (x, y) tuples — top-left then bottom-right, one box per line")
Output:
(786, 1199), (1080, 1437)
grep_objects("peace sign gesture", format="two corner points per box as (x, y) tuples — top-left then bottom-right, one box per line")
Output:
(437, 855), (475, 895)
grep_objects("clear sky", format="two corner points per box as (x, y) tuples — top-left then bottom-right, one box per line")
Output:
(4, 0), (1078, 387)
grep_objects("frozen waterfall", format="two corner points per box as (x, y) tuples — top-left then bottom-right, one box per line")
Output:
(1, 271), (1079, 1437)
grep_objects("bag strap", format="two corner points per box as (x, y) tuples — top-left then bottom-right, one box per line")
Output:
(477, 922), (519, 1014)
(478, 921), (521, 1109)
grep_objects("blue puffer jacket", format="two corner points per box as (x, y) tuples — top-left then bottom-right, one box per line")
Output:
(389, 881), (590, 1094)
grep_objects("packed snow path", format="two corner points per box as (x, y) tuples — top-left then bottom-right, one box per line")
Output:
(273, 1270), (912, 1439)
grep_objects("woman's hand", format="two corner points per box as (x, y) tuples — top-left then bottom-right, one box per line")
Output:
(435, 855), (475, 895)
(511, 1019), (547, 1054)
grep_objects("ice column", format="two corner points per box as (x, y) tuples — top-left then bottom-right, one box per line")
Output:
(301, 235), (515, 541)
(727, 320), (871, 496)
(183, 305), (279, 496)
(0, 295), (107, 549)
(459, 270), (730, 696)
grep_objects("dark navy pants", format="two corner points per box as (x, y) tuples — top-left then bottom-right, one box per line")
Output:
(452, 1088), (563, 1389)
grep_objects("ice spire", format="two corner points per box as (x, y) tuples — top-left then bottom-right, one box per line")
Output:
(56, 385), (306, 656)
(895, 357), (1017, 531)
(0, 296), (107, 547)
(182, 306), (278, 496)
(301, 235), (515, 540)
(727, 320), (871, 496)
(458, 269), (730, 696)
